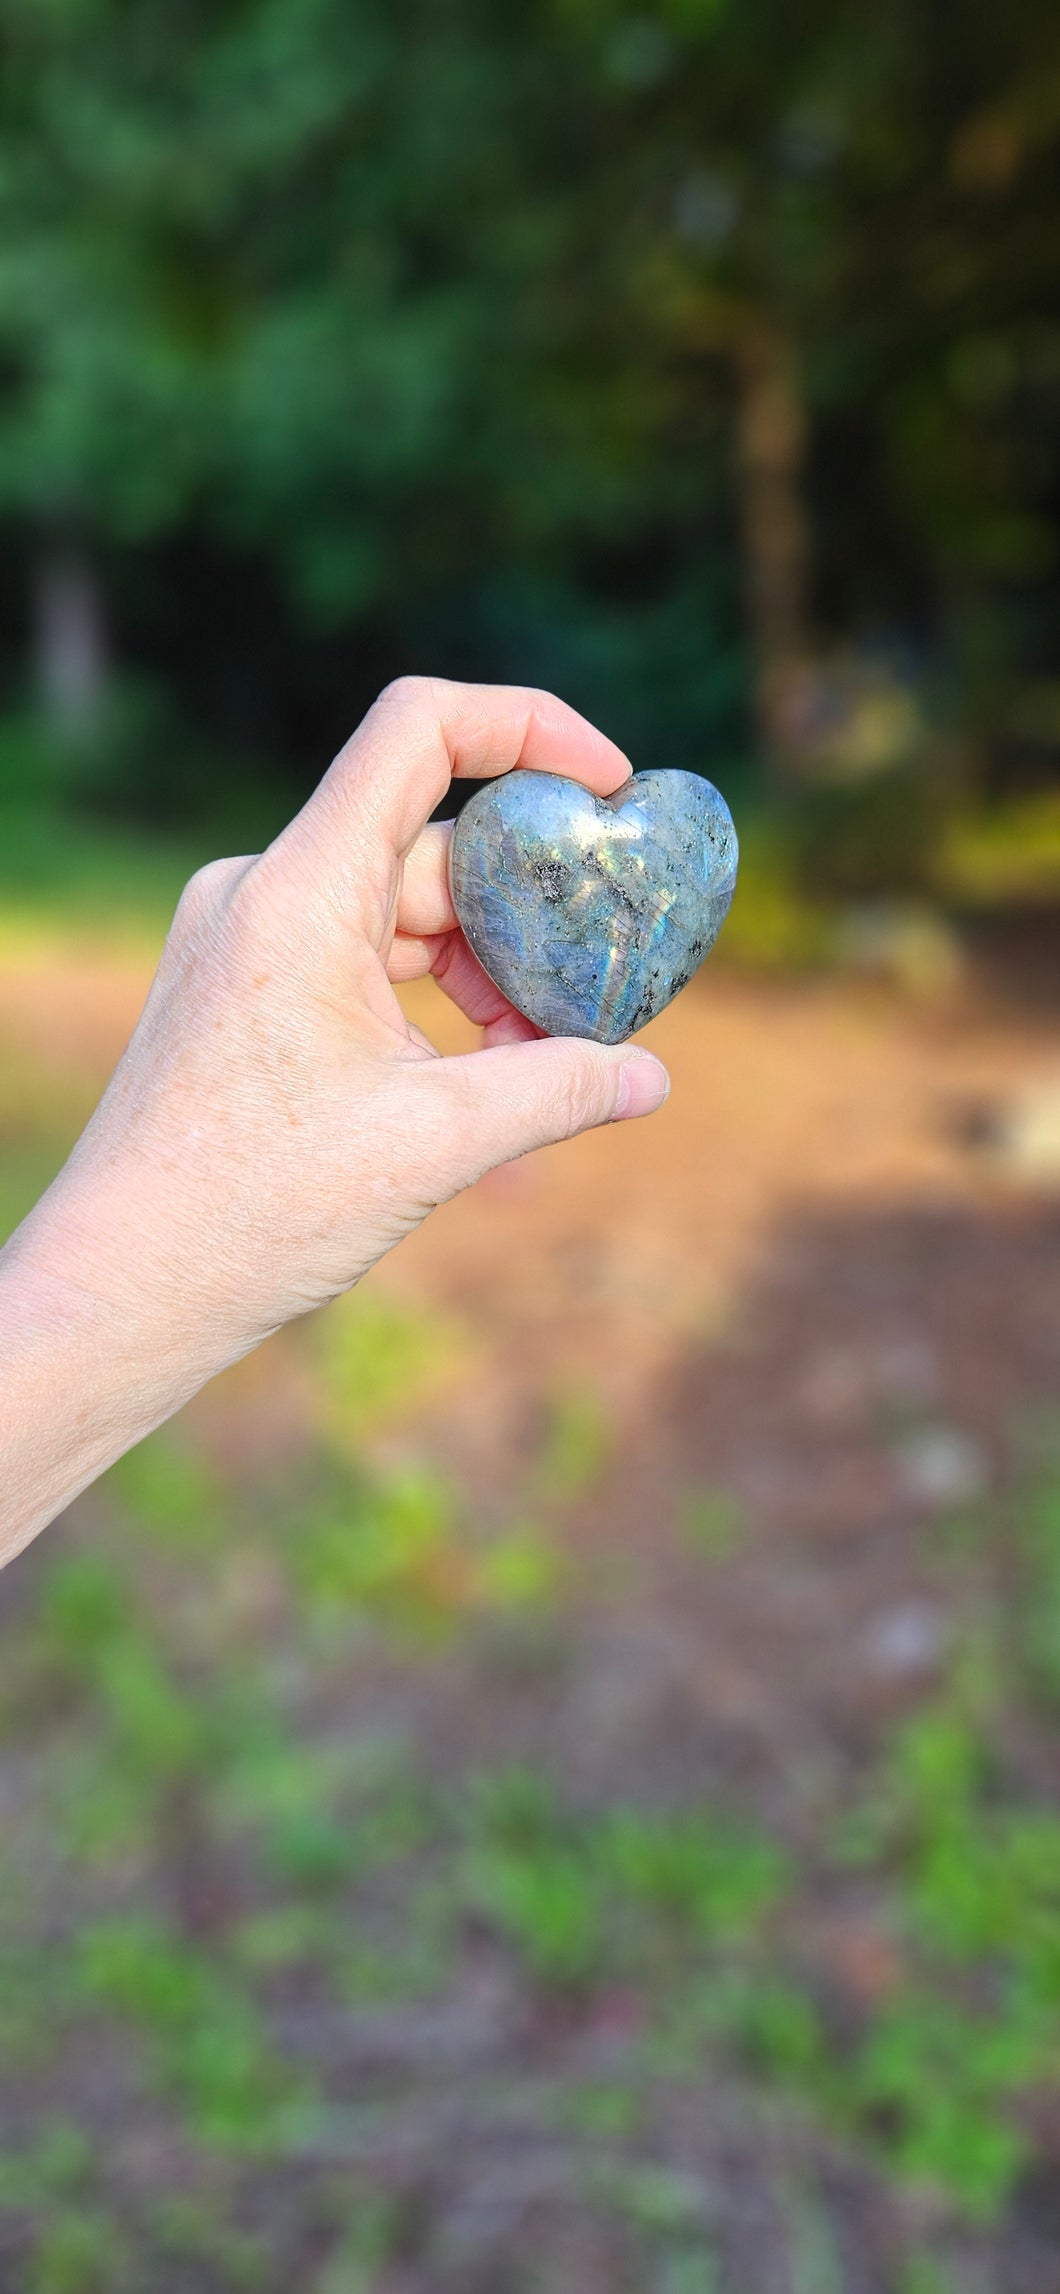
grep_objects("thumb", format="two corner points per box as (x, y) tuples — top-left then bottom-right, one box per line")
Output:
(423, 1035), (670, 1194)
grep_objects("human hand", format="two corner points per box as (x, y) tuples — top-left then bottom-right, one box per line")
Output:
(0, 679), (669, 1556)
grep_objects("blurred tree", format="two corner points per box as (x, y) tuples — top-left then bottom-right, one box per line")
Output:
(532, 0), (1060, 774)
(0, 0), (1058, 811)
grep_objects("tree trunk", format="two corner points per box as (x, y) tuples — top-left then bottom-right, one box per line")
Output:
(33, 538), (110, 740)
(735, 321), (813, 771)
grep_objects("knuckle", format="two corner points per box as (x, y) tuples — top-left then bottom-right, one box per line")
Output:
(376, 673), (429, 714)
(375, 672), (455, 721)
(170, 856), (261, 964)
(554, 1049), (608, 1139)
(172, 860), (227, 936)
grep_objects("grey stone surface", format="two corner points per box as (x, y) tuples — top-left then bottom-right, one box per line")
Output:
(448, 767), (738, 1044)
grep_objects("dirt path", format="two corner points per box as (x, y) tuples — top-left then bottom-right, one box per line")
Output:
(1, 935), (1056, 1479)
(388, 965), (1060, 1488)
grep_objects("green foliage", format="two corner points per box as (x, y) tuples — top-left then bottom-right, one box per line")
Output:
(0, 0), (750, 793)
(0, 2121), (95, 2212)
(854, 1993), (1033, 2216)
(290, 1463), (564, 1637)
(676, 1487), (743, 1558)
(462, 1768), (787, 1988)
(941, 791), (1060, 907)
(897, 2257), (956, 2294)
(528, 1388), (612, 1507)
(463, 1768), (606, 1985)
(1014, 1441), (1060, 1706)
(39, 1551), (208, 1834)
(613, 2162), (708, 2239)
(108, 1433), (225, 1551)
(560, 2078), (644, 2139)
(18, 1428), (1060, 2242)
(314, 2200), (401, 2294)
(292, 1468), (467, 1629)
(0, 1000), (105, 1242)
(660, 2257), (721, 2294)
(829, 1618), (1060, 2214)
(311, 1291), (455, 1449)
(79, 1915), (297, 2144)
(731, 1974), (827, 2087)
(601, 1806), (787, 1939)
(592, 2160), (720, 2294)
(27, 2208), (132, 2294)
(0, 806), (200, 946)
(147, 2193), (269, 2289)
(0, 2130), (133, 2294)
(3, 0), (1059, 817)
(790, 757), (956, 903)
(713, 817), (835, 972)
(473, 1523), (563, 1611)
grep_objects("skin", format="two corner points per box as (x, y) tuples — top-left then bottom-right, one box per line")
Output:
(0, 678), (670, 1566)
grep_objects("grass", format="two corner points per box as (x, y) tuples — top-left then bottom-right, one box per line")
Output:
(460, 1768), (788, 1989)
(939, 788), (1060, 906)
(0, 803), (203, 949)
(4, 1409), (1059, 2283)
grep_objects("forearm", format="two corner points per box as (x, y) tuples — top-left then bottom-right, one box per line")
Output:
(0, 1188), (236, 1564)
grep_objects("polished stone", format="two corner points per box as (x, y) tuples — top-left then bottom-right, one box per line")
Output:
(448, 767), (738, 1044)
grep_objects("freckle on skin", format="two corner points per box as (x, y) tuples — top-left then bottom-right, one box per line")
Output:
(252, 973), (270, 990)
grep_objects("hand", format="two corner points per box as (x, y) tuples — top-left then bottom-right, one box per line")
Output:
(0, 678), (669, 1558)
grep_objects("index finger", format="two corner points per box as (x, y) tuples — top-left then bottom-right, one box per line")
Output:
(271, 677), (632, 921)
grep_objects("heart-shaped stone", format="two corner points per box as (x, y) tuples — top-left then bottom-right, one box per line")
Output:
(448, 768), (737, 1044)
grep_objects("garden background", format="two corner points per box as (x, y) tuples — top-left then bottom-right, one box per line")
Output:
(1, 3), (1060, 2289)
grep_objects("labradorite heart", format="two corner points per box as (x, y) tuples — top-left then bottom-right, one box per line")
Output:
(448, 768), (738, 1045)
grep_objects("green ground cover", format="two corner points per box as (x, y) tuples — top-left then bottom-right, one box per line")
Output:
(3, 1397), (1060, 2288)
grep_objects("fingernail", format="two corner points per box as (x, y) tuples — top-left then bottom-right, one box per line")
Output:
(612, 1052), (670, 1121)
